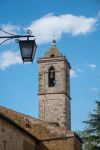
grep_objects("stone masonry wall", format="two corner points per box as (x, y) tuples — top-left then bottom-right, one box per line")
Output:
(37, 137), (82, 150)
(39, 94), (70, 130)
(0, 117), (36, 150)
(38, 60), (68, 94)
(38, 58), (71, 130)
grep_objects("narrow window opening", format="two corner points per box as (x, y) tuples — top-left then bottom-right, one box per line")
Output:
(50, 54), (54, 57)
(66, 70), (69, 92)
(48, 66), (55, 87)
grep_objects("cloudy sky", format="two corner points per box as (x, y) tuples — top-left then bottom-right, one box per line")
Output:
(0, 0), (100, 131)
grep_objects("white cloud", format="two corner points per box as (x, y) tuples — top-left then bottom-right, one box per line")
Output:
(70, 69), (77, 78)
(0, 50), (22, 70)
(91, 87), (98, 92)
(0, 23), (20, 35)
(88, 64), (96, 70)
(0, 13), (98, 69)
(26, 13), (97, 44)
(76, 68), (83, 73)
(96, 10), (100, 21)
(0, 13), (98, 45)
(0, 23), (20, 44)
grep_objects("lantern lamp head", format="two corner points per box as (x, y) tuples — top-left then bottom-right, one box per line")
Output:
(19, 39), (37, 63)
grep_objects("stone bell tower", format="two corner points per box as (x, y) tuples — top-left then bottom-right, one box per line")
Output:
(37, 40), (71, 130)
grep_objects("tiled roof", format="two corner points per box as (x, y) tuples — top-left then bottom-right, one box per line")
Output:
(0, 106), (77, 141)
(44, 46), (62, 58)
(44, 40), (62, 58)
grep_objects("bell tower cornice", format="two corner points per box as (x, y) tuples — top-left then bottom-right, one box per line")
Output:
(37, 56), (71, 69)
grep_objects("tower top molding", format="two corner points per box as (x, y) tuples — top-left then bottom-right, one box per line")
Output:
(44, 40), (62, 58)
(37, 40), (71, 69)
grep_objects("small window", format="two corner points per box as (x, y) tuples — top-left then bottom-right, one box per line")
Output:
(66, 70), (69, 91)
(48, 66), (55, 87)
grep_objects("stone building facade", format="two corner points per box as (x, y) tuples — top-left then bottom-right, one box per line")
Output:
(0, 106), (82, 150)
(0, 41), (83, 150)
(0, 113), (36, 150)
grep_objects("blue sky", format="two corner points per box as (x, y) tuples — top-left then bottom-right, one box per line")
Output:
(0, 0), (100, 131)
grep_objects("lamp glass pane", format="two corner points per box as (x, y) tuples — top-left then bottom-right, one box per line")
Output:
(19, 40), (37, 62)
(21, 43), (32, 57)
(31, 44), (36, 60)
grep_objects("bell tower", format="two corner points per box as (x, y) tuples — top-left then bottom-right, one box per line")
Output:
(37, 40), (71, 130)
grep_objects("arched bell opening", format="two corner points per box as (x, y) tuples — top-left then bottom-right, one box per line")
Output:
(48, 66), (55, 87)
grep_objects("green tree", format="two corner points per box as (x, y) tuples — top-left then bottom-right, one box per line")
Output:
(80, 101), (100, 150)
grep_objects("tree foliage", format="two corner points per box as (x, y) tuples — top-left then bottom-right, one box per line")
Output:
(79, 101), (100, 150)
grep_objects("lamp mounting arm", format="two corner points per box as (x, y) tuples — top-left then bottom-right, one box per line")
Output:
(0, 28), (35, 45)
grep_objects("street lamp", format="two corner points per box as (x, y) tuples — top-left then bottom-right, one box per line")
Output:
(19, 39), (37, 62)
(0, 28), (37, 63)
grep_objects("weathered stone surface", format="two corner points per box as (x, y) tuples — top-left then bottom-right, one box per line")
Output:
(0, 115), (36, 150)
(0, 106), (82, 150)
(37, 137), (82, 150)
(38, 44), (71, 130)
